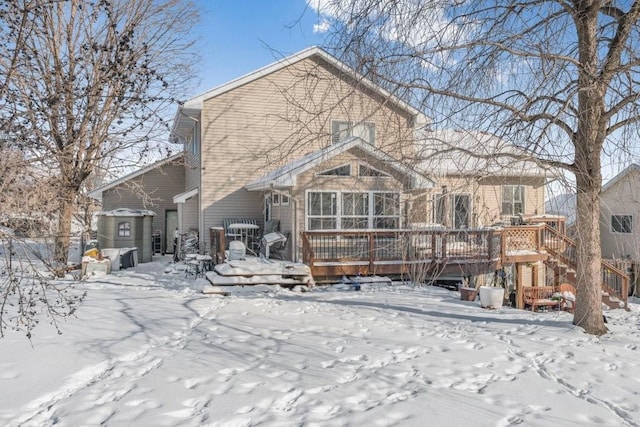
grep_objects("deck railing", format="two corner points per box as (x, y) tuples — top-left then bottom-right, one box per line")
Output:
(542, 225), (628, 308)
(501, 225), (543, 259)
(301, 220), (628, 309)
(301, 228), (502, 268)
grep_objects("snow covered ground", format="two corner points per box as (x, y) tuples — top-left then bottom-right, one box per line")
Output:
(2, 256), (640, 426)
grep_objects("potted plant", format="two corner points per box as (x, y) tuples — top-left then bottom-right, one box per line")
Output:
(479, 285), (505, 309)
(479, 269), (507, 309)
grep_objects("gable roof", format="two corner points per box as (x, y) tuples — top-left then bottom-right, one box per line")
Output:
(245, 137), (434, 191)
(172, 46), (428, 139)
(602, 163), (640, 194)
(88, 152), (184, 200)
(416, 129), (555, 177)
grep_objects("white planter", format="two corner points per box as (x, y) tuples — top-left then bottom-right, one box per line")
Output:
(479, 286), (505, 309)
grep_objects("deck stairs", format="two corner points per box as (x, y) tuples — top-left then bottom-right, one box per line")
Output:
(542, 225), (628, 310)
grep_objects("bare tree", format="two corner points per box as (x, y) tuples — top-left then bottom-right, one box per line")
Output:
(1, 0), (199, 264)
(307, 1), (640, 334)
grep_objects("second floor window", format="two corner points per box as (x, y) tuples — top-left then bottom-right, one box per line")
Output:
(611, 215), (632, 233)
(502, 185), (525, 215)
(332, 120), (375, 145)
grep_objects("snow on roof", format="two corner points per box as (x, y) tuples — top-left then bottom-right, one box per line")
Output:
(416, 129), (553, 177)
(98, 208), (156, 217)
(245, 137), (433, 191)
(601, 163), (640, 193)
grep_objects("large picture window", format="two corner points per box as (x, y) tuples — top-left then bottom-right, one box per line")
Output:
(307, 191), (400, 230)
(502, 185), (525, 215)
(611, 215), (632, 234)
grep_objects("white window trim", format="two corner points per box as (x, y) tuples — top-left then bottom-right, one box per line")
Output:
(611, 214), (633, 234)
(316, 163), (352, 177)
(358, 163), (391, 178)
(305, 189), (401, 231)
(118, 221), (131, 237)
(270, 192), (290, 207)
(502, 185), (525, 216)
(331, 120), (376, 145)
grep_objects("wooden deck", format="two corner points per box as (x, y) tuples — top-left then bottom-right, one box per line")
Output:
(301, 225), (549, 280)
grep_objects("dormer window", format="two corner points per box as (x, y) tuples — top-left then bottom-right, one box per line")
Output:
(318, 164), (351, 176)
(332, 120), (375, 145)
(358, 164), (389, 177)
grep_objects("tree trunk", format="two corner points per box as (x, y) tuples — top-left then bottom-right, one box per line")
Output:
(54, 187), (75, 265)
(573, 180), (606, 335)
(572, 140), (607, 334)
(571, 5), (607, 336)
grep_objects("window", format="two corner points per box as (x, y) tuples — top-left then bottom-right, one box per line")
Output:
(306, 191), (400, 230)
(307, 192), (337, 230)
(118, 222), (131, 237)
(331, 120), (375, 145)
(358, 164), (389, 177)
(342, 192), (369, 229)
(271, 193), (290, 206)
(434, 194), (447, 225)
(374, 193), (400, 229)
(502, 185), (525, 215)
(318, 164), (351, 176)
(611, 215), (632, 233)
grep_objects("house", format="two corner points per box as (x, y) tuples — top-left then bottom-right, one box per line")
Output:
(90, 47), (552, 264)
(85, 46), (633, 308)
(600, 164), (640, 259)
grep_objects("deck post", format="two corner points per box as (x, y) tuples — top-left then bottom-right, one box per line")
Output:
(487, 230), (493, 261)
(516, 263), (525, 309)
(210, 227), (225, 264)
(369, 231), (375, 275)
(431, 233), (436, 259)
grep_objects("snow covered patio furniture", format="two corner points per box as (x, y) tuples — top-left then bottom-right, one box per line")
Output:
(523, 286), (563, 312)
(223, 218), (259, 251)
(559, 283), (577, 313)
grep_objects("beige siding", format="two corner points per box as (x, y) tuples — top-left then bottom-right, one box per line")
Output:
(198, 57), (418, 250)
(421, 175), (546, 228)
(288, 153), (409, 260)
(183, 195), (199, 232)
(600, 169), (640, 258)
(184, 120), (201, 192)
(101, 160), (184, 251)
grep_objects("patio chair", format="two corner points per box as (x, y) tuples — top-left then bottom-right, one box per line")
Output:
(269, 231), (289, 260)
(250, 219), (280, 253)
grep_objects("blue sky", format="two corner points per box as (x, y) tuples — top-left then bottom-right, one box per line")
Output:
(189, 1), (325, 97)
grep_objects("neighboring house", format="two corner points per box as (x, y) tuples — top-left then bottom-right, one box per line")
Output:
(88, 153), (185, 253)
(90, 47), (553, 263)
(600, 164), (640, 259)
